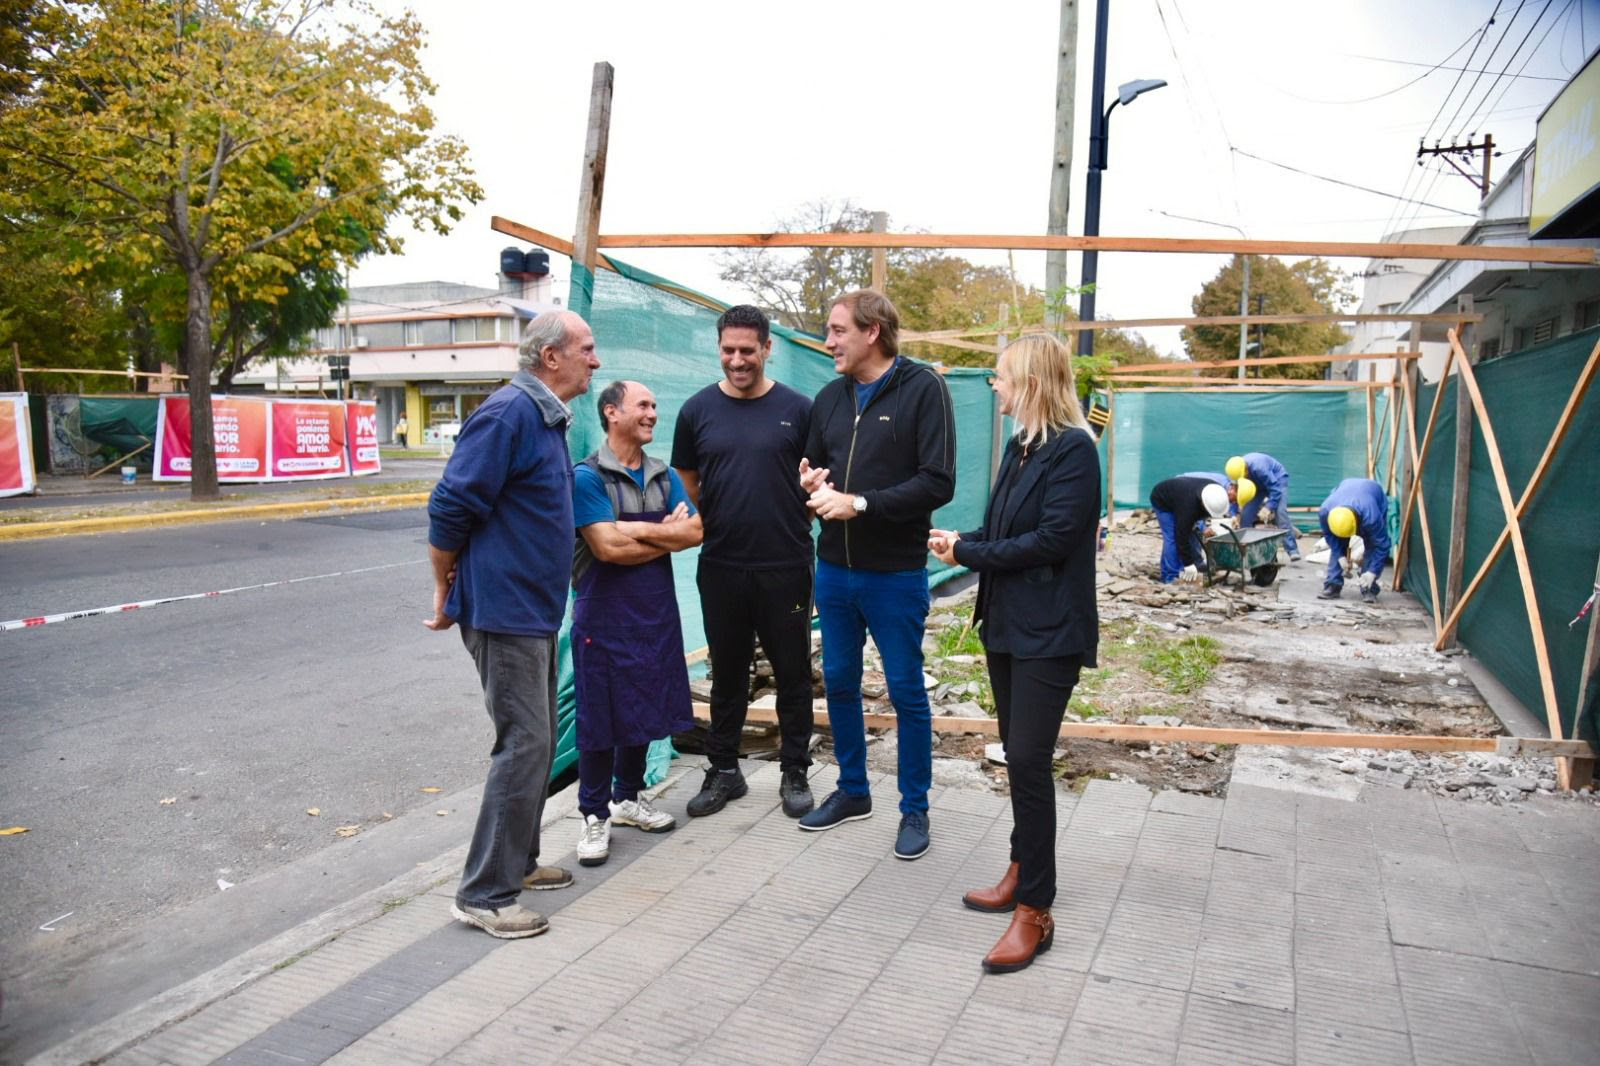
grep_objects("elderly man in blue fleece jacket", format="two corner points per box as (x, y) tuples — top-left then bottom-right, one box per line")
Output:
(425, 309), (599, 940)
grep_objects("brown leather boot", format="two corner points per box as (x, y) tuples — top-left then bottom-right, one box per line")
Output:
(962, 861), (1020, 913)
(982, 903), (1054, 974)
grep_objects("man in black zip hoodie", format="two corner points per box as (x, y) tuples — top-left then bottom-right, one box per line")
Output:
(797, 289), (956, 860)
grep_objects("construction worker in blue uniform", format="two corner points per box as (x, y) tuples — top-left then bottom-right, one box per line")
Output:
(1316, 477), (1390, 602)
(1226, 452), (1299, 561)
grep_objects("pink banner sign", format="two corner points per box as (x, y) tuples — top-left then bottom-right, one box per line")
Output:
(346, 401), (381, 476)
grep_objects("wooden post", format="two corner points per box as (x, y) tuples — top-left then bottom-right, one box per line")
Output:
(1396, 370), (1444, 630)
(870, 211), (888, 293)
(12, 342), (21, 393)
(1394, 341), (1455, 585)
(991, 304), (1009, 490)
(1045, 0), (1079, 333)
(1449, 332), (1565, 746)
(1104, 385), (1117, 526)
(568, 61), (615, 319)
(1442, 296), (1476, 647)
(1365, 373), (1376, 478)
(1564, 549), (1600, 790)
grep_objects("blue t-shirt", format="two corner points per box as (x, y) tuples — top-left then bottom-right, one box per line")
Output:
(855, 355), (904, 412)
(574, 461), (693, 527)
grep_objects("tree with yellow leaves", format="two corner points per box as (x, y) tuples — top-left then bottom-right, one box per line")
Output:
(0, 0), (481, 498)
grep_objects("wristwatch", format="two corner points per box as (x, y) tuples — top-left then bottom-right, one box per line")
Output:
(852, 494), (868, 514)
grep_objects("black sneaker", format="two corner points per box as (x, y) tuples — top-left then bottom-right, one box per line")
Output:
(1317, 584), (1342, 600)
(686, 768), (747, 818)
(798, 789), (872, 832)
(779, 768), (815, 818)
(894, 811), (930, 860)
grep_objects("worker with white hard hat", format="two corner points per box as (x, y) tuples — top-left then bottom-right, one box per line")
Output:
(1316, 477), (1391, 601)
(1226, 452), (1299, 561)
(1149, 474), (1232, 584)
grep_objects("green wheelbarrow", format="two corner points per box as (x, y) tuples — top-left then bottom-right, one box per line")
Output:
(1203, 527), (1288, 588)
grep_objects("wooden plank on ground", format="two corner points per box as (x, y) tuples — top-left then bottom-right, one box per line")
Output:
(688, 704), (1598, 756)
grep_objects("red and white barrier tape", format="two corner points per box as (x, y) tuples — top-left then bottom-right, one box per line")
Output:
(2, 560), (421, 632)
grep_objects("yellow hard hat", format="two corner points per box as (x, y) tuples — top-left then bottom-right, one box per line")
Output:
(1236, 477), (1257, 506)
(1225, 456), (1247, 482)
(1328, 506), (1358, 539)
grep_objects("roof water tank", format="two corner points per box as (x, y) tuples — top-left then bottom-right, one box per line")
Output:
(499, 247), (528, 276)
(524, 251), (551, 277)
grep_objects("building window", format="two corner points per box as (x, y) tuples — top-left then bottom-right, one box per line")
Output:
(1479, 336), (1501, 361)
(357, 321), (405, 349)
(453, 317), (500, 343)
(1577, 300), (1600, 331)
(1532, 317), (1557, 345)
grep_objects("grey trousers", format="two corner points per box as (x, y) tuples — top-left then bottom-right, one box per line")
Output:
(456, 624), (558, 910)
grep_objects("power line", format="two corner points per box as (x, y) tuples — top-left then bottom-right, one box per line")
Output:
(1231, 148), (1479, 216)
(1273, 26), (1494, 107)
(1459, 0), (1570, 140)
(1334, 52), (1567, 81)
(1151, 0), (1240, 222)
(1440, 0), (1537, 142)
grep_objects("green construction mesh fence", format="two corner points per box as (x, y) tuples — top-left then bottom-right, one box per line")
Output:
(1403, 327), (1600, 745)
(1099, 386), (1394, 518)
(547, 259), (998, 783)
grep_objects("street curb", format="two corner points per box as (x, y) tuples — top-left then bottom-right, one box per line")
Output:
(25, 759), (706, 1066)
(0, 492), (431, 543)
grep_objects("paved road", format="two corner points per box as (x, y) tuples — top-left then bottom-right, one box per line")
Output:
(0, 456), (446, 510)
(0, 509), (494, 987)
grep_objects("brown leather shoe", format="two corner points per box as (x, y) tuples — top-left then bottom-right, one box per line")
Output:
(982, 903), (1054, 974)
(962, 861), (1020, 913)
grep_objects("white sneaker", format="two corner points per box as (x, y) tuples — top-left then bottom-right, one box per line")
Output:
(610, 795), (676, 833)
(576, 814), (610, 867)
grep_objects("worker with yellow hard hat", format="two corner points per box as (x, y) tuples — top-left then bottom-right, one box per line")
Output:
(1316, 477), (1391, 601)
(1224, 452), (1299, 561)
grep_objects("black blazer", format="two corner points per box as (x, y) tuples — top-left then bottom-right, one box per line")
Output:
(954, 427), (1100, 664)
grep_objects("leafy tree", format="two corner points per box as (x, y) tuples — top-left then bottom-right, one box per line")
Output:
(0, 0), (481, 498)
(716, 199), (930, 335)
(1181, 256), (1352, 379)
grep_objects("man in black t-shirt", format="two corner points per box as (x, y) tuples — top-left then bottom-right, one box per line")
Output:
(671, 306), (816, 819)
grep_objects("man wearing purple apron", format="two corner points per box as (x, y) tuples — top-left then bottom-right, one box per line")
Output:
(571, 380), (702, 866)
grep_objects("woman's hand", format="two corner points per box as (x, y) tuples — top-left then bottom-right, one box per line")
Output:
(928, 528), (961, 566)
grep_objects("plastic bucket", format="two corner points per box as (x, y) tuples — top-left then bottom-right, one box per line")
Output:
(120, 466), (137, 484)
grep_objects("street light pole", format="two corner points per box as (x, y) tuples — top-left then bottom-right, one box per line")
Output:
(1154, 211), (1250, 379)
(1075, 0), (1165, 356)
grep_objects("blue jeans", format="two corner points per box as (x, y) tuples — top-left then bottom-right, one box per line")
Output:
(815, 559), (932, 814)
(1240, 480), (1299, 556)
(1154, 508), (1205, 583)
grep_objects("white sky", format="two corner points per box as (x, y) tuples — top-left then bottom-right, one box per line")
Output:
(352, 0), (1600, 357)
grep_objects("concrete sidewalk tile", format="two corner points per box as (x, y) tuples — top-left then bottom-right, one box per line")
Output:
(1294, 969), (1409, 1031)
(1223, 783), (1298, 823)
(1360, 785), (1442, 822)
(1374, 825), (1458, 860)
(1393, 945), (1505, 1000)
(554, 880), (666, 926)
(932, 784), (1007, 815)
(934, 1002), (1070, 1065)
(1216, 822), (1295, 857)
(1175, 993), (1293, 1065)
(1511, 1003), (1599, 1066)
(1437, 804), (1530, 848)
(1511, 806), (1600, 854)
(1091, 933), (1197, 991)
(1491, 957), (1600, 1015)
(1386, 903), (1491, 957)
(1296, 1018), (1415, 1065)
(1402, 985), (1534, 1066)
(1070, 975), (1187, 1037)
(1192, 922), (1294, 1010)
(785, 919), (902, 980)
(1149, 790), (1223, 820)
(1056, 1018), (1180, 1066)
(1118, 868), (1211, 913)
(1209, 845), (1294, 891)
(1480, 912), (1597, 974)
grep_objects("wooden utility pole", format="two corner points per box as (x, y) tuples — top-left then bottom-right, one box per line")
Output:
(1442, 294), (1476, 648)
(1045, 0), (1078, 332)
(870, 211), (888, 292)
(570, 62), (615, 319)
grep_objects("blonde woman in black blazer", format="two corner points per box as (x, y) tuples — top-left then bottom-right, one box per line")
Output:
(930, 333), (1101, 974)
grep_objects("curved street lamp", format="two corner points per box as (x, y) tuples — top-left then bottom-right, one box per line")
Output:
(1077, 77), (1167, 356)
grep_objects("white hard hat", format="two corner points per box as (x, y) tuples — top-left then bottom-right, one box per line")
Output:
(1201, 482), (1229, 518)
